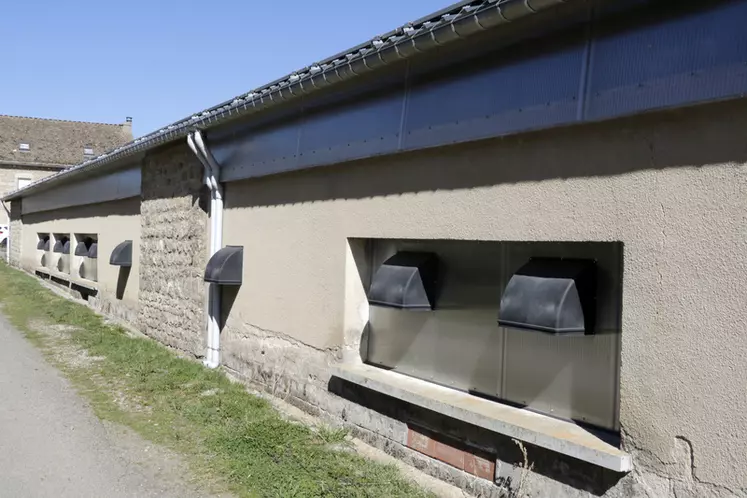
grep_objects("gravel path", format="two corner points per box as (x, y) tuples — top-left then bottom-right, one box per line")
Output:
(0, 314), (225, 498)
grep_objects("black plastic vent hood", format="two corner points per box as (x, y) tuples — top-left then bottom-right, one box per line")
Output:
(87, 243), (98, 259)
(43, 239), (51, 251)
(498, 258), (597, 335)
(75, 241), (89, 256)
(109, 240), (132, 266)
(53, 238), (69, 253)
(37, 236), (49, 250)
(205, 246), (243, 285)
(368, 252), (439, 310)
(62, 241), (71, 253)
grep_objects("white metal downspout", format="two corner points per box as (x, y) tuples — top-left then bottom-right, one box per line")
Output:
(187, 132), (223, 369)
(2, 200), (10, 263)
(195, 131), (224, 369)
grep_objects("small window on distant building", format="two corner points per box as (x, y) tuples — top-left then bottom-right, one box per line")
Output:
(19, 143), (30, 152)
(17, 177), (32, 189)
(83, 147), (94, 156)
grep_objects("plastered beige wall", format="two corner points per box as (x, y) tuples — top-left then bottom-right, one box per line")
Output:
(19, 197), (141, 309)
(223, 100), (747, 489)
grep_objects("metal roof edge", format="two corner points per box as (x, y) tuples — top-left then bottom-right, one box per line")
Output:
(4, 0), (571, 202)
(0, 160), (71, 170)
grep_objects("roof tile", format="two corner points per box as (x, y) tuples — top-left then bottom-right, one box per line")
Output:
(0, 115), (133, 167)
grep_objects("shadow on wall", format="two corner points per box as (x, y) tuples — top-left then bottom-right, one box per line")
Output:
(328, 377), (625, 496)
(140, 142), (209, 211)
(220, 286), (240, 332)
(21, 197), (140, 224)
(224, 99), (747, 209)
(197, 184), (210, 214)
(116, 267), (130, 300)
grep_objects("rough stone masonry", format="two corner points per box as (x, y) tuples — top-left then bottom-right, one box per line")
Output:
(138, 143), (208, 358)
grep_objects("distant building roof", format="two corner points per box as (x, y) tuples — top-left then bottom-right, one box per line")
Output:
(0, 115), (133, 169)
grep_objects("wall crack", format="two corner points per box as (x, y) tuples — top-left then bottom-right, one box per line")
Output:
(234, 321), (340, 356)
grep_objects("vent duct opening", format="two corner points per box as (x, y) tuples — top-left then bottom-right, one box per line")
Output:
(75, 242), (89, 256)
(53, 237), (69, 253)
(367, 251), (439, 310)
(109, 240), (132, 267)
(498, 258), (597, 334)
(59, 241), (72, 273)
(37, 235), (49, 250)
(204, 246), (243, 285)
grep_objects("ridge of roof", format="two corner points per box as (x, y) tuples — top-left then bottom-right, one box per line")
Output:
(3, 0), (571, 201)
(0, 114), (126, 127)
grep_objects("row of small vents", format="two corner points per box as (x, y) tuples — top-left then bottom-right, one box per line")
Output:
(37, 237), (133, 267)
(36, 239), (597, 335)
(205, 247), (598, 335)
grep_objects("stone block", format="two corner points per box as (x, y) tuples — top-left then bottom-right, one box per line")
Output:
(137, 143), (207, 357)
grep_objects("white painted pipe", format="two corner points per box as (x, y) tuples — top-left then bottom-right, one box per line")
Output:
(194, 131), (224, 369)
(187, 132), (222, 369)
(1, 201), (10, 263)
(187, 132), (213, 366)
(194, 132), (222, 196)
(207, 182), (217, 368)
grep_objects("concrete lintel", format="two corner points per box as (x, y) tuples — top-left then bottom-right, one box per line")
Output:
(331, 363), (633, 473)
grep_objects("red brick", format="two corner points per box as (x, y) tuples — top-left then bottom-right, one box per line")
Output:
(472, 454), (496, 481)
(464, 453), (496, 480)
(407, 426), (495, 481)
(407, 428), (435, 456)
(433, 440), (466, 470)
(464, 453), (477, 475)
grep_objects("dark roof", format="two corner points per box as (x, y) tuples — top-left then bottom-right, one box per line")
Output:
(4, 0), (570, 200)
(0, 115), (133, 169)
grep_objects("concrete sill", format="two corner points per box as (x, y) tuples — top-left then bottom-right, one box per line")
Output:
(36, 267), (70, 282)
(331, 363), (632, 473)
(69, 277), (97, 292)
(35, 268), (97, 291)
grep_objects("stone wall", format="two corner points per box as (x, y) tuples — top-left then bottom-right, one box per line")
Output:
(138, 142), (208, 358)
(0, 165), (59, 224)
(9, 199), (22, 265)
(92, 292), (139, 326)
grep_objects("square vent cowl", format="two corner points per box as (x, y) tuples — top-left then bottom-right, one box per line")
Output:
(367, 251), (440, 311)
(498, 258), (597, 335)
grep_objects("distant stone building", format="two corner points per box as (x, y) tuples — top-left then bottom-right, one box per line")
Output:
(0, 115), (133, 223)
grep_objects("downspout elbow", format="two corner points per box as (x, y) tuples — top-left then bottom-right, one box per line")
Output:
(193, 131), (223, 200)
(187, 133), (209, 181)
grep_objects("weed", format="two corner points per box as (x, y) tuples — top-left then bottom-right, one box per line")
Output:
(317, 426), (350, 446)
(511, 439), (534, 498)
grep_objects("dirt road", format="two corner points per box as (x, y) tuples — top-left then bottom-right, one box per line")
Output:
(0, 314), (223, 498)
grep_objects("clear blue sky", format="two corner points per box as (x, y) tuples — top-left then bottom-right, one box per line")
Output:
(1, 0), (449, 137)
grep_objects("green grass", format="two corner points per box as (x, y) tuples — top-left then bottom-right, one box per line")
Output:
(0, 263), (431, 498)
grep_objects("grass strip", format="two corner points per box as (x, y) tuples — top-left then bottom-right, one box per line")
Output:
(0, 263), (431, 498)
